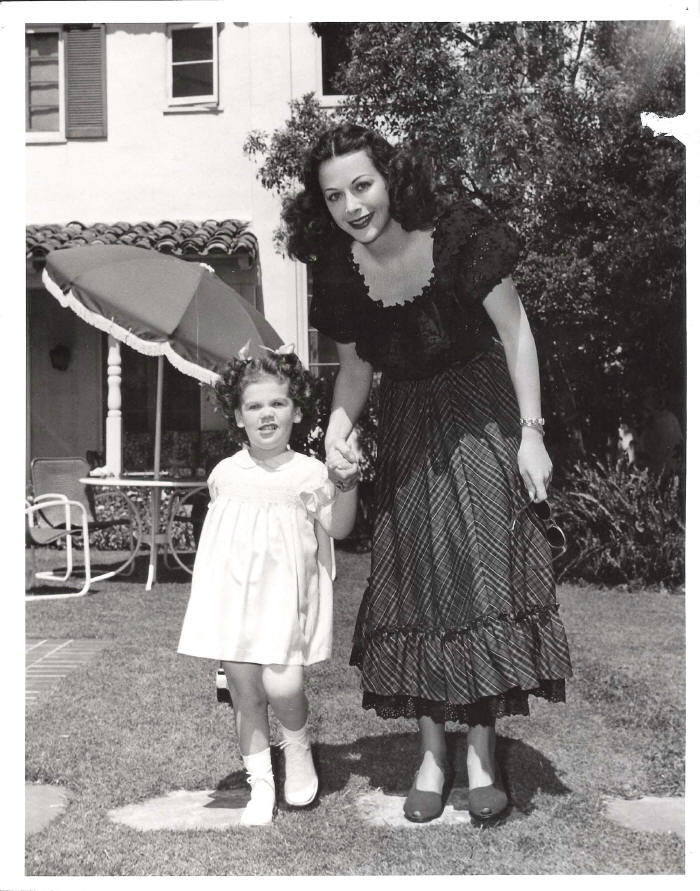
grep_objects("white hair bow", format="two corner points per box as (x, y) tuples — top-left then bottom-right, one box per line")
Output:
(237, 341), (252, 362)
(236, 342), (296, 363)
(261, 343), (296, 356)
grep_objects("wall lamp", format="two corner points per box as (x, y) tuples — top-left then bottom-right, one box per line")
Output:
(49, 344), (72, 371)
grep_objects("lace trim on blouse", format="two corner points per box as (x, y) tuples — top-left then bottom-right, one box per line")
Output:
(349, 228), (436, 307)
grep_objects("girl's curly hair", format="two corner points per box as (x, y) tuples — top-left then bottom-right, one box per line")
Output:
(282, 123), (440, 262)
(214, 351), (321, 450)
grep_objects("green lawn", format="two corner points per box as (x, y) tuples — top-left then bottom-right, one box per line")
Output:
(25, 549), (684, 875)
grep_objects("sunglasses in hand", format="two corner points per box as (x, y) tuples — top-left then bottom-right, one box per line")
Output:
(511, 499), (567, 554)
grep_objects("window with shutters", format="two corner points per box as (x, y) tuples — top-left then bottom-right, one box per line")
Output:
(25, 27), (65, 141)
(26, 24), (107, 143)
(166, 23), (218, 107)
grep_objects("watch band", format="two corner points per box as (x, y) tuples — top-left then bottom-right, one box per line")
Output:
(520, 417), (545, 435)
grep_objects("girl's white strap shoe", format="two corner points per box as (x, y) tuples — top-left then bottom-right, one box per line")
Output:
(279, 722), (318, 807)
(240, 748), (276, 826)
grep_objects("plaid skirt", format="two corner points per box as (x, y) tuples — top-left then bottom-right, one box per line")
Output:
(349, 342), (573, 725)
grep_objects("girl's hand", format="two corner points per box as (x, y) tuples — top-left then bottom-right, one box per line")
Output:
(326, 441), (360, 491)
(517, 430), (553, 502)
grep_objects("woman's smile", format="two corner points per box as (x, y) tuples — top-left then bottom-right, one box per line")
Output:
(348, 212), (374, 230)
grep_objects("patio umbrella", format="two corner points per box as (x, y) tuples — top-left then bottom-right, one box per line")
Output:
(42, 244), (283, 475)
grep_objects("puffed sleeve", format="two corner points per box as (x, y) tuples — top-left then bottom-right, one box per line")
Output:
(308, 249), (361, 344)
(299, 480), (337, 517)
(207, 464), (220, 503)
(434, 199), (522, 307)
(298, 458), (337, 517)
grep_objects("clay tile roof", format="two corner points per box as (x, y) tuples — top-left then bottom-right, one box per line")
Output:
(26, 219), (258, 265)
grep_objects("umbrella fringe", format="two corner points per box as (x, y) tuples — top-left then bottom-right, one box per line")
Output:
(163, 346), (221, 387)
(42, 268), (221, 386)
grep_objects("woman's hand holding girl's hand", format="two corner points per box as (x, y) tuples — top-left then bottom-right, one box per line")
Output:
(326, 440), (360, 491)
(517, 429), (553, 503)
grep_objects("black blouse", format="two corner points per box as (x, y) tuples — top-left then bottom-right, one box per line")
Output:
(309, 199), (521, 380)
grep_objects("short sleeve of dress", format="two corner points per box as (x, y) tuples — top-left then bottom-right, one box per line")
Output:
(207, 464), (220, 503)
(298, 458), (337, 517)
(308, 250), (360, 344)
(434, 199), (522, 308)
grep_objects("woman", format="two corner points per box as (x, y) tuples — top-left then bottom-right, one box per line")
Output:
(282, 123), (572, 824)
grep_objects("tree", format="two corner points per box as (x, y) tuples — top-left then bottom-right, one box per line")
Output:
(244, 21), (685, 464)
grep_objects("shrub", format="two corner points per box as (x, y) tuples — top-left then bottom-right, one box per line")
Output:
(302, 372), (380, 550)
(549, 457), (684, 588)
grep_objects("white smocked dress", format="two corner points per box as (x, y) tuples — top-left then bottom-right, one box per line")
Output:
(177, 448), (335, 666)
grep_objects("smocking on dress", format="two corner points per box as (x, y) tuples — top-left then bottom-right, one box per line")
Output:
(309, 199), (573, 724)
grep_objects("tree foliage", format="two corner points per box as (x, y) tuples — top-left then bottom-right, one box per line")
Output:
(244, 21), (685, 463)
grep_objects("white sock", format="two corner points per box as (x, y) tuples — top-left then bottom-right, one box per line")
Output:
(279, 721), (318, 807)
(240, 747), (276, 826)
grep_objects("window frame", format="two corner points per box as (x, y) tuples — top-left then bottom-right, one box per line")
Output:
(25, 25), (66, 144)
(166, 22), (219, 108)
(315, 25), (351, 109)
(304, 265), (340, 380)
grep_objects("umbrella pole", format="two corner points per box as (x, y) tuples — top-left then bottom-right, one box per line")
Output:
(154, 355), (164, 480)
(147, 356), (165, 591)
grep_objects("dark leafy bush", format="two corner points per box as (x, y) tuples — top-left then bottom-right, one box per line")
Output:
(549, 458), (684, 588)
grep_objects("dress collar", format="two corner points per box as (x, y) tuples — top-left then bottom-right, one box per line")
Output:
(231, 446), (298, 472)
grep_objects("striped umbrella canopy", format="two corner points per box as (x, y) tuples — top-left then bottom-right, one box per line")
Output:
(43, 244), (283, 473)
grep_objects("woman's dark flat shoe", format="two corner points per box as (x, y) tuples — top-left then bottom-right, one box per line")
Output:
(403, 765), (452, 823)
(468, 767), (509, 825)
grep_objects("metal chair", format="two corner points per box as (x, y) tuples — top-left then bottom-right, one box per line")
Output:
(26, 457), (142, 600)
(25, 496), (93, 599)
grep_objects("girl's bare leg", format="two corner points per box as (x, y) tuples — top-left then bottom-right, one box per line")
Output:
(261, 664), (307, 729)
(222, 661), (270, 754)
(222, 661), (275, 825)
(263, 664), (317, 806)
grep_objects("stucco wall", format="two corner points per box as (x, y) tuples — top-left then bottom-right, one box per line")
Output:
(26, 21), (319, 345)
(27, 288), (104, 463)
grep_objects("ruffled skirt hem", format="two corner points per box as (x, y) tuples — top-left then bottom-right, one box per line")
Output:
(358, 681), (566, 726)
(350, 601), (572, 716)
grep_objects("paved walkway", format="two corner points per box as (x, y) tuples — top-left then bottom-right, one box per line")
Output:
(26, 782), (71, 836)
(24, 634), (685, 840)
(26, 638), (109, 711)
(26, 638), (110, 835)
(106, 786), (685, 835)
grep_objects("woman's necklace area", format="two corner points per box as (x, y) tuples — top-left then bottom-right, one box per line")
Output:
(352, 228), (435, 307)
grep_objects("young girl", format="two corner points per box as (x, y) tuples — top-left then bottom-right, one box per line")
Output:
(177, 347), (357, 826)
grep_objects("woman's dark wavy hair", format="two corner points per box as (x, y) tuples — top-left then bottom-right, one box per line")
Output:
(215, 351), (321, 450)
(282, 123), (439, 262)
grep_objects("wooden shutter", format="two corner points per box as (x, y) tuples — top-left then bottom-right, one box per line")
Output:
(64, 25), (107, 138)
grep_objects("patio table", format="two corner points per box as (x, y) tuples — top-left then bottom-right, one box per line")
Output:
(80, 476), (207, 590)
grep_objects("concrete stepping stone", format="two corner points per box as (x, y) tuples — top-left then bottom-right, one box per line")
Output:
(109, 783), (521, 832)
(604, 796), (684, 837)
(108, 788), (253, 831)
(26, 782), (70, 835)
(355, 787), (475, 828)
